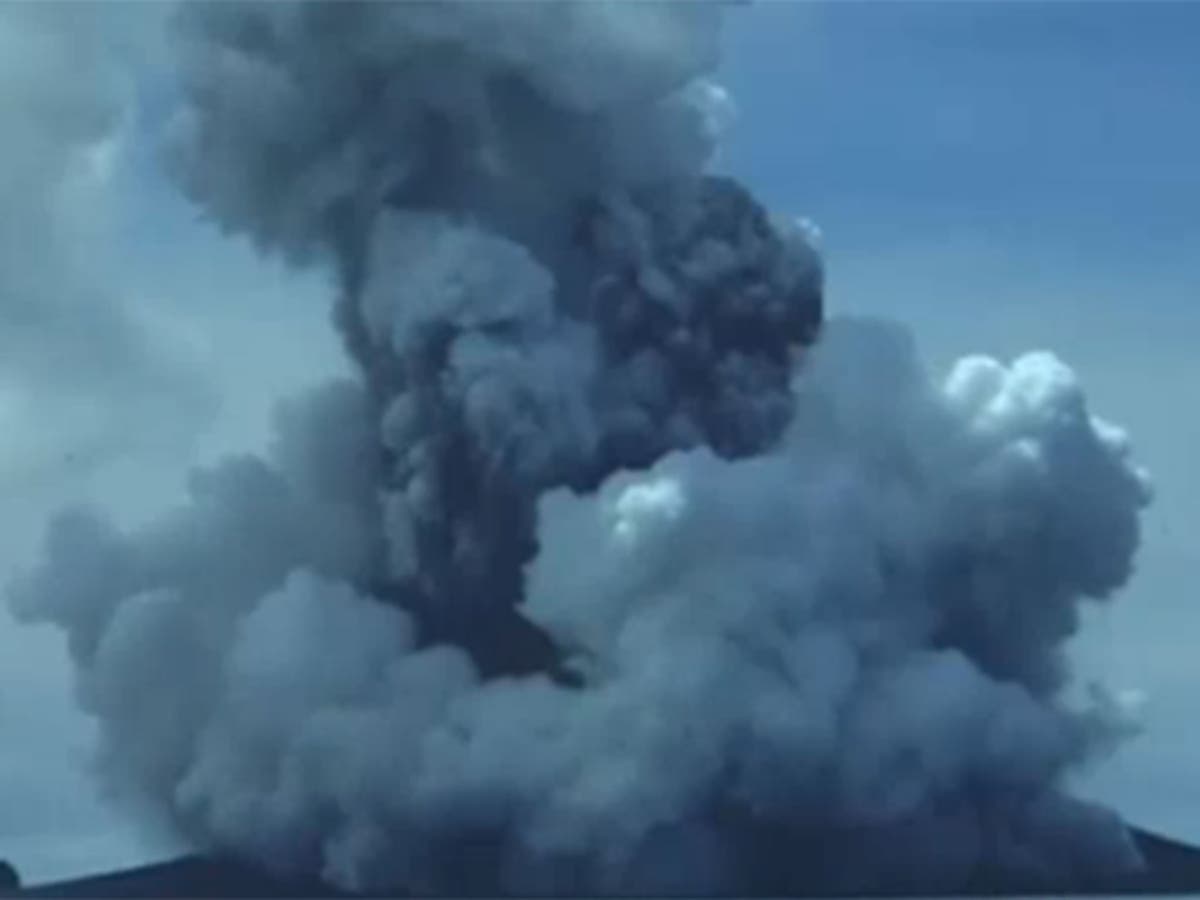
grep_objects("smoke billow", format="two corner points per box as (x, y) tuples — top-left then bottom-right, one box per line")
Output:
(9, 2), (1153, 894)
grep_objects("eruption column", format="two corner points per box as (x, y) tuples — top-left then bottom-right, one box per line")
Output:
(9, 2), (1151, 894)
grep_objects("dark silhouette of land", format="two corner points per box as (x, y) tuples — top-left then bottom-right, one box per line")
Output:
(8, 856), (338, 899)
(6, 827), (1200, 898)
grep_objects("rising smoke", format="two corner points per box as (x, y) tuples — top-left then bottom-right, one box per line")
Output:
(8, 2), (1153, 894)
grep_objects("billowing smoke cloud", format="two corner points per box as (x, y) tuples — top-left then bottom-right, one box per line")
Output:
(0, 4), (219, 882)
(9, 1), (1153, 894)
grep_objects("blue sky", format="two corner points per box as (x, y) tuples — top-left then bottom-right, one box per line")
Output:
(0, 0), (1197, 883)
(724, 1), (1200, 255)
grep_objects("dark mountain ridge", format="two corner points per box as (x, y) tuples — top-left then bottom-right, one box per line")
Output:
(7, 826), (1200, 898)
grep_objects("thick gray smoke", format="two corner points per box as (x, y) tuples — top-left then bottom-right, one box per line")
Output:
(9, 2), (1153, 894)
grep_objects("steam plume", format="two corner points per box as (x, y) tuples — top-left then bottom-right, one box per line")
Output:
(9, 2), (1152, 894)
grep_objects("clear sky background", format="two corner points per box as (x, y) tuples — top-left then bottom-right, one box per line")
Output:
(0, 0), (1197, 883)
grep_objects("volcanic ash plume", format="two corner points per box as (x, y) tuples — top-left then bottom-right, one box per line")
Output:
(8, 2), (1153, 894)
